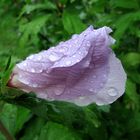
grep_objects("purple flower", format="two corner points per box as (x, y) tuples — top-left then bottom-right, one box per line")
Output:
(9, 26), (126, 106)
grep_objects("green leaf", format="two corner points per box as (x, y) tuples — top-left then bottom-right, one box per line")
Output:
(122, 52), (140, 68)
(1, 89), (101, 136)
(19, 15), (51, 47)
(125, 79), (139, 106)
(39, 121), (81, 140)
(97, 105), (111, 113)
(0, 133), (6, 140)
(0, 57), (15, 94)
(84, 107), (100, 128)
(0, 103), (17, 135)
(114, 11), (140, 46)
(20, 117), (46, 140)
(14, 106), (31, 134)
(19, 3), (56, 17)
(0, 103), (31, 135)
(4, 56), (11, 71)
(59, 0), (68, 4)
(128, 71), (140, 84)
(62, 10), (86, 34)
(111, 0), (139, 9)
(128, 112), (140, 132)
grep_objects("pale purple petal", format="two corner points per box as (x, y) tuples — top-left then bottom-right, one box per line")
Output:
(9, 25), (126, 106)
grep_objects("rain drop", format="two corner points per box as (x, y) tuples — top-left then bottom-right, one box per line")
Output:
(43, 94), (48, 99)
(103, 74), (107, 78)
(39, 93), (48, 99)
(48, 98), (55, 101)
(23, 62), (27, 66)
(59, 41), (64, 45)
(97, 102), (104, 106)
(79, 96), (85, 100)
(28, 55), (34, 59)
(49, 54), (59, 62)
(31, 68), (35, 73)
(108, 87), (118, 97)
(32, 83), (38, 88)
(72, 34), (78, 39)
(76, 59), (80, 62)
(93, 75), (97, 78)
(83, 33), (87, 36)
(37, 55), (42, 61)
(90, 80), (94, 83)
(59, 48), (65, 53)
(86, 41), (91, 47)
(54, 89), (62, 96)
(66, 61), (71, 65)
(84, 61), (90, 67)
(19, 75), (23, 78)
(38, 69), (43, 73)
(78, 51), (82, 54)
(25, 81), (30, 85)
(89, 88), (94, 92)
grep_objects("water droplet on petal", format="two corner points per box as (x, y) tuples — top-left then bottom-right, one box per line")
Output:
(25, 80), (30, 85)
(93, 75), (97, 78)
(90, 80), (94, 83)
(59, 48), (65, 53)
(108, 78), (111, 81)
(54, 89), (62, 95)
(49, 54), (59, 62)
(76, 59), (80, 62)
(23, 62), (27, 66)
(39, 93), (48, 99)
(31, 68), (35, 73)
(84, 61), (90, 67)
(19, 75), (23, 78)
(38, 69), (43, 73)
(103, 74), (107, 78)
(37, 55), (42, 61)
(44, 94), (48, 99)
(83, 33), (87, 36)
(66, 61), (71, 65)
(86, 41), (91, 47)
(72, 34), (78, 39)
(32, 83), (38, 88)
(100, 83), (104, 87)
(59, 41), (64, 45)
(53, 85), (65, 96)
(48, 98), (55, 101)
(108, 87), (118, 97)
(79, 96), (85, 100)
(89, 88), (94, 92)
(97, 102), (104, 106)
(28, 55), (34, 59)
(78, 51), (82, 54)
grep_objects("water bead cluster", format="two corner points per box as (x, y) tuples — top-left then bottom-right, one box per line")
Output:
(9, 25), (126, 106)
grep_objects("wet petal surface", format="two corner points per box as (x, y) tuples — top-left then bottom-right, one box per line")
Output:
(9, 25), (126, 106)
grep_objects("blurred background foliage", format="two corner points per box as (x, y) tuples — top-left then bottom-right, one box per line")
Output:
(0, 0), (140, 140)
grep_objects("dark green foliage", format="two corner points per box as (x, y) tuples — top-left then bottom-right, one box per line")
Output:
(0, 0), (140, 140)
